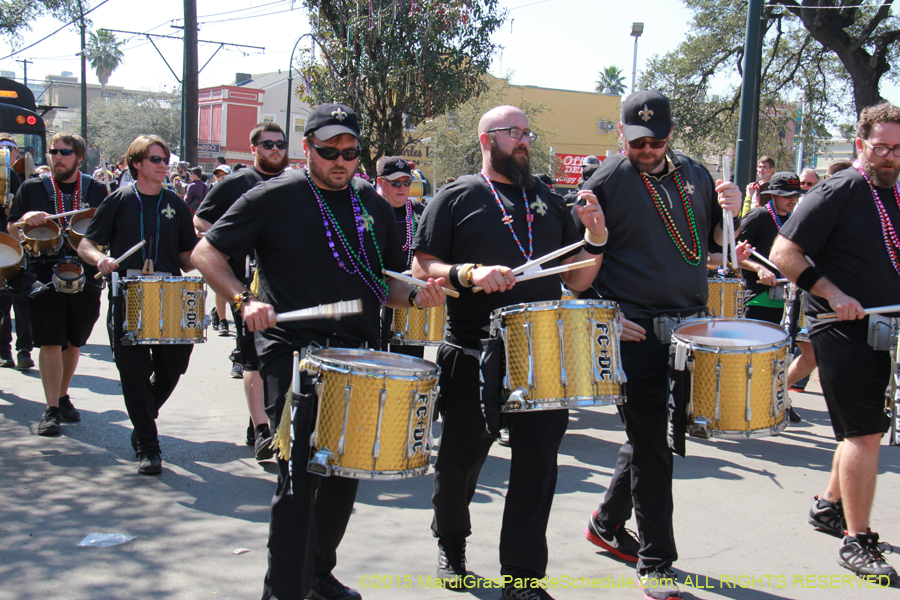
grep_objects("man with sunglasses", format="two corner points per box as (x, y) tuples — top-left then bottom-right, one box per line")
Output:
(413, 105), (605, 600)
(8, 132), (106, 437)
(771, 102), (900, 583)
(192, 102), (446, 600)
(799, 168), (820, 194)
(572, 90), (742, 600)
(78, 134), (199, 476)
(194, 122), (289, 461)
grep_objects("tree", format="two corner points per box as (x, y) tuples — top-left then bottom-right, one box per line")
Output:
(86, 29), (124, 91)
(84, 93), (180, 162)
(595, 66), (627, 95)
(297, 0), (506, 175)
(641, 0), (900, 164)
(0, 0), (82, 40)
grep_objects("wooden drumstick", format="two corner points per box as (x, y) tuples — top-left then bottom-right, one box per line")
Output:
(510, 240), (586, 276)
(276, 299), (363, 322)
(93, 240), (146, 279)
(382, 269), (459, 298)
(14, 207), (92, 227)
(472, 259), (597, 292)
(749, 248), (781, 274)
(817, 304), (900, 320)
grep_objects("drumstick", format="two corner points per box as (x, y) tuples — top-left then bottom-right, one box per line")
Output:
(92, 240), (146, 279)
(472, 258), (596, 292)
(382, 269), (460, 298)
(510, 240), (586, 276)
(722, 156), (740, 271)
(14, 207), (92, 227)
(817, 304), (900, 320)
(749, 248), (781, 274)
(276, 299), (363, 322)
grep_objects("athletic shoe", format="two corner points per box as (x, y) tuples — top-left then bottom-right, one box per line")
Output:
(218, 319), (229, 336)
(58, 395), (81, 422)
(838, 531), (898, 581)
(37, 406), (61, 436)
(15, 352), (34, 371)
(788, 407), (802, 423)
(808, 495), (845, 537)
(307, 572), (362, 600)
(436, 540), (471, 591)
(245, 417), (255, 447)
(254, 424), (274, 461)
(210, 307), (220, 329)
(498, 426), (510, 447)
(789, 385), (806, 392)
(0, 353), (14, 368)
(639, 567), (682, 600)
(500, 583), (555, 600)
(585, 511), (639, 562)
(138, 451), (163, 475)
(230, 362), (244, 379)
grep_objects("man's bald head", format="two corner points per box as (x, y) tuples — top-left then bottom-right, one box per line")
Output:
(478, 105), (528, 135)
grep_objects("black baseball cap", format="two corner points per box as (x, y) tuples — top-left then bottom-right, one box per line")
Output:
(621, 90), (673, 141)
(581, 155), (600, 168)
(377, 156), (412, 180)
(304, 103), (361, 141)
(763, 171), (802, 196)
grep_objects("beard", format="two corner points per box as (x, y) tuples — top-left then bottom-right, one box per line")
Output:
(257, 151), (289, 175)
(863, 158), (900, 189)
(53, 161), (80, 183)
(490, 137), (533, 189)
(625, 146), (667, 174)
(307, 155), (353, 191)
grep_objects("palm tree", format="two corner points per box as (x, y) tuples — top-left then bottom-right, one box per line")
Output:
(86, 30), (124, 92)
(596, 66), (627, 96)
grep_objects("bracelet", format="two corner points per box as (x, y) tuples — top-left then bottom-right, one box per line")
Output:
(448, 264), (462, 289)
(796, 266), (822, 293)
(233, 290), (255, 312)
(583, 228), (608, 255)
(408, 289), (419, 307)
(458, 263), (477, 288)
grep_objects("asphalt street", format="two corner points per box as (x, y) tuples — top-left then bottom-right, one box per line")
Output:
(1, 292), (899, 600)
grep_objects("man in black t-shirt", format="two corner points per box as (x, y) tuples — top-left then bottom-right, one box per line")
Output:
(192, 103), (445, 600)
(572, 91), (742, 600)
(195, 122), (288, 461)
(8, 132), (106, 436)
(78, 135), (198, 476)
(412, 105), (605, 600)
(772, 103), (900, 582)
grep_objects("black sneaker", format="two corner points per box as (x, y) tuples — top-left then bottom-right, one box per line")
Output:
(210, 307), (220, 329)
(498, 427), (510, 447)
(639, 567), (682, 600)
(809, 495), (845, 537)
(58, 395), (81, 422)
(585, 511), (639, 562)
(138, 451), (163, 475)
(15, 352), (34, 371)
(437, 540), (471, 591)
(218, 319), (229, 336)
(788, 407), (802, 423)
(500, 583), (555, 600)
(245, 417), (255, 447)
(37, 406), (61, 436)
(254, 424), (274, 461)
(0, 354), (14, 368)
(838, 531), (898, 581)
(307, 572), (362, 600)
(230, 362), (244, 379)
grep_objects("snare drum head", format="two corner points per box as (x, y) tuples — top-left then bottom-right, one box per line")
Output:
(307, 348), (438, 375)
(673, 318), (787, 349)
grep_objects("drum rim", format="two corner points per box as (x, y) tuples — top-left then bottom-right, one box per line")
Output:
(0, 232), (24, 266)
(306, 348), (439, 376)
(121, 276), (205, 283)
(491, 298), (619, 319)
(707, 276), (743, 283)
(672, 317), (789, 350)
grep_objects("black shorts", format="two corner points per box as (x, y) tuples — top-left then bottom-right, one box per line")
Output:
(231, 309), (259, 371)
(811, 320), (891, 441)
(29, 285), (102, 349)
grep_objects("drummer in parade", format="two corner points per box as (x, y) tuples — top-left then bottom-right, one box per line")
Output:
(412, 104), (604, 600)
(77, 134), (199, 476)
(571, 90), (742, 600)
(7, 132), (106, 437)
(191, 103), (445, 600)
(771, 101), (900, 583)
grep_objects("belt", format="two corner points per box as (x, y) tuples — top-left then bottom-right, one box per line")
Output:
(652, 312), (703, 344)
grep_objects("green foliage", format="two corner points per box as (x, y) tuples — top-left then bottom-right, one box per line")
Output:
(596, 66), (627, 96)
(86, 29), (125, 89)
(297, 0), (506, 175)
(84, 93), (180, 160)
(0, 0), (82, 41)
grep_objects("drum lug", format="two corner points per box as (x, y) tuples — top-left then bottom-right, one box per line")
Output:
(158, 285), (165, 332)
(310, 379), (325, 447)
(501, 326), (511, 390)
(689, 416), (712, 439)
(137, 286), (144, 333)
(504, 387), (528, 412)
(745, 361), (753, 423)
(771, 357), (779, 418)
(556, 318), (567, 388)
(337, 383), (352, 457)
(614, 317), (628, 385)
(308, 448), (335, 476)
(524, 321), (535, 389)
(373, 387), (387, 461)
(714, 354), (722, 422)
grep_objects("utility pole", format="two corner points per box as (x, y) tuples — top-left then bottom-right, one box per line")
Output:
(79, 1), (88, 142)
(16, 59), (32, 86)
(734, 0), (764, 195)
(183, 0), (199, 165)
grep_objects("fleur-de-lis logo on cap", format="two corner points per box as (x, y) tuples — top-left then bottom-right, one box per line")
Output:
(397, 159), (407, 169)
(331, 107), (348, 121)
(639, 104), (654, 122)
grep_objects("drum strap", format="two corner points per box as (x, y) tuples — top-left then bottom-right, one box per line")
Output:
(40, 173), (93, 208)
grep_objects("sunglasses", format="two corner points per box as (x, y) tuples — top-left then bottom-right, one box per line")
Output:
(311, 142), (361, 162)
(627, 138), (668, 150)
(387, 179), (412, 188)
(49, 148), (74, 156)
(144, 155), (168, 164)
(257, 139), (287, 151)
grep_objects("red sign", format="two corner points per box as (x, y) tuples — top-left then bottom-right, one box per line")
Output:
(555, 154), (605, 187)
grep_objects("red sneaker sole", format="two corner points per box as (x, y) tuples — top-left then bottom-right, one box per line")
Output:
(584, 525), (638, 563)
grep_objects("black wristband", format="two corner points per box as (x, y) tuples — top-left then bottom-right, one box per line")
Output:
(583, 242), (605, 255)
(796, 266), (822, 292)
(408, 289), (419, 307)
(448, 264), (462, 289)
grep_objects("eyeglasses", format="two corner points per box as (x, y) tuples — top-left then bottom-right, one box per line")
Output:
(145, 155), (168, 164)
(486, 127), (538, 144)
(310, 142), (361, 162)
(257, 139), (287, 151)
(627, 138), (667, 150)
(387, 179), (412, 188)
(49, 148), (74, 156)
(862, 139), (900, 158)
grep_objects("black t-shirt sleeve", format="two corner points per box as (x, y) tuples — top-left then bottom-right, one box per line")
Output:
(195, 177), (234, 224)
(204, 183), (268, 262)
(176, 198), (199, 253)
(411, 183), (457, 261)
(778, 183), (844, 256)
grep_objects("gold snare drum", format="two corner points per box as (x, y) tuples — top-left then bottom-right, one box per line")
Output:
(492, 299), (626, 412)
(121, 276), (208, 345)
(707, 276), (745, 318)
(390, 303), (446, 346)
(66, 208), (95, 250)
(0, 232), (24, 288)
(52, 260), (85, 294)
(22, 222), (63, 257)
(305, 349), (439, 479)
(672, 318), (790, 439)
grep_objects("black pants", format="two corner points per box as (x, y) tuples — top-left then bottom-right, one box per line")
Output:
(260, 352), (359, 600)
(745, 304), (783, 325)
(431, 342), (568, 579)
(595, 319), (676, 572)
(0, 292), (33, 355)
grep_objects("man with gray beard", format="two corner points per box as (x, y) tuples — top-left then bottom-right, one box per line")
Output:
(771, 102), (900, 582)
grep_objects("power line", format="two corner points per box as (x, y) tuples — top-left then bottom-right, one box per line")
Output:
(0, 0), (114, 62)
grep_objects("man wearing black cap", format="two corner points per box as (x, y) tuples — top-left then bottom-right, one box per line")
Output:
(573, 90), (742, 600)
(564, 155), (602, 206)
(737, 171), (812, 422)
(192, 103), (446, 600)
